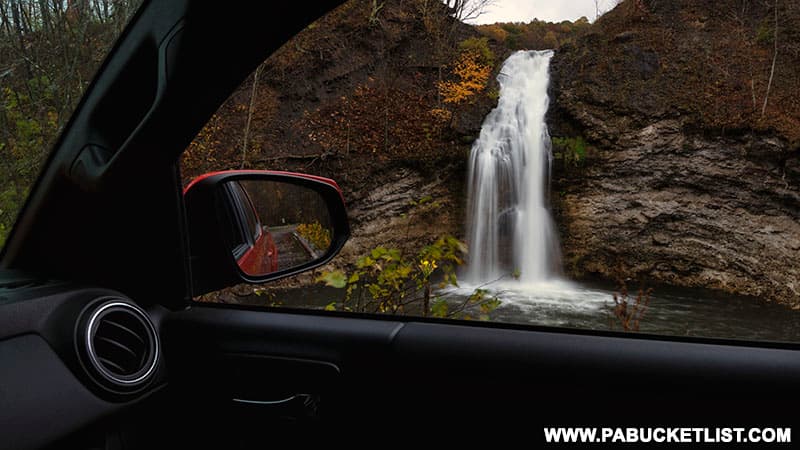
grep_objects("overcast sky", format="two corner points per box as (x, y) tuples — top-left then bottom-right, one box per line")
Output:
(469, 0), (618, 24)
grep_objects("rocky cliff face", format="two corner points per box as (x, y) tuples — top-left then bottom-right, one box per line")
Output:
(549, 0), (800, 305)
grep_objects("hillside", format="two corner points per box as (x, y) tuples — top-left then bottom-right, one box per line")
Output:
(552, 0), (800, 141)
(181, 0), (506, 264)
(549, 0), (800, 305)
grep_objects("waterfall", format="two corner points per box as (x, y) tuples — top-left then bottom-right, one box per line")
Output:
(464, 50), (562, 285)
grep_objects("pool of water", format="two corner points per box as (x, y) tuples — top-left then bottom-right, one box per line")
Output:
(256, 278), (800, 343)
(442, 278), (800, 342)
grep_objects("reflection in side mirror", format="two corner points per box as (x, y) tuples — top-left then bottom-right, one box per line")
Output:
(184, 170), (350, 295)
(221, 180), (334, 277)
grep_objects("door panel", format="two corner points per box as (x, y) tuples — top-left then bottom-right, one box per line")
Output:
(162, 307), (403, 444)
(163, 306), (800, 445)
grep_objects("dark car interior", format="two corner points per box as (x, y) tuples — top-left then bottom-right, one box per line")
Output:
(0, 1), (798, 448)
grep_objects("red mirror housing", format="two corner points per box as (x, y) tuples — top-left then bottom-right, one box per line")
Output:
(183, 170), (350, 296)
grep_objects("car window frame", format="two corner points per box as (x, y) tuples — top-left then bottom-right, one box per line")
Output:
(220, 183), (252, 261)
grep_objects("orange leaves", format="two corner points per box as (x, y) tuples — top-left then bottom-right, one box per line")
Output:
(429, 108), (452, 122)
(437, 51), (492, 105)
(429, 42), (495, 126)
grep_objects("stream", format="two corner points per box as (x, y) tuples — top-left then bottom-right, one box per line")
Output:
(261, 281), (800, 343)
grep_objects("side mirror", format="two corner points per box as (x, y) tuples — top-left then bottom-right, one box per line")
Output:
(184, 170), (350, 295)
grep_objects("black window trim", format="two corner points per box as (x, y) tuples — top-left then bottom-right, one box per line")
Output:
(221, 183), (251, 261)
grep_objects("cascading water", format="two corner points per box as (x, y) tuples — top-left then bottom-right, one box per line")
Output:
(443, 52), (792, 340)
(464, 50), (562, 285)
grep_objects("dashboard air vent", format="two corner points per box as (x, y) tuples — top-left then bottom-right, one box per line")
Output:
(78, 299), (159, 393)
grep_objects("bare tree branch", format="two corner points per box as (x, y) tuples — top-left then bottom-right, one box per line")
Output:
(761, 0), (779, 117)
(446, 0), (494, 23)
(241, 63), (263, 169)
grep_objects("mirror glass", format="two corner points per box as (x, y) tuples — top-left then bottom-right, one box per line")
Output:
(218, 179), (334, 277)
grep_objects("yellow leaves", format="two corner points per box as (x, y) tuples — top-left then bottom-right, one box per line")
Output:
(429, 108), (452, 123)
(437, 51), (492, 105)
(46, 111), (58, 128)
(418, 259), (438, 278)
(296, 221), (332, 251)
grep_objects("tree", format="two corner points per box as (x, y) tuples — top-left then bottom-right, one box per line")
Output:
(241, 63), (264, 168)
(542, 30), (558, 49)
(761, 0), (779, 117)
(0, 0), (142, 246)
(595, 0), (622, 22)
(445, 0), (494, 23)
(437, 50), (492, 105)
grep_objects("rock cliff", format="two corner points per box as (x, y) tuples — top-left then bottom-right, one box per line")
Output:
(550, 0), (800, 305)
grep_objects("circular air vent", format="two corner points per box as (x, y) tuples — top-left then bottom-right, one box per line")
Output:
(77, 298), (159, 393)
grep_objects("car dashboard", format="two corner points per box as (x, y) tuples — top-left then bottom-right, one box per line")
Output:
(0, 271), (168, 450)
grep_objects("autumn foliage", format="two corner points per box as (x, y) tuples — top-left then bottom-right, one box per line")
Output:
(437, 46), (492, 105)
(302, 77), (451, 161)
(476, 17), (591, 51)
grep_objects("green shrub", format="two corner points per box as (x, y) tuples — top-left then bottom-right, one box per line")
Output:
(756, 19), (774, 45)
(458, 37), (495, 67)
(500, 22), (524, 35)
(552, 136), (588, 166)
(316, 236), (501, 319)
